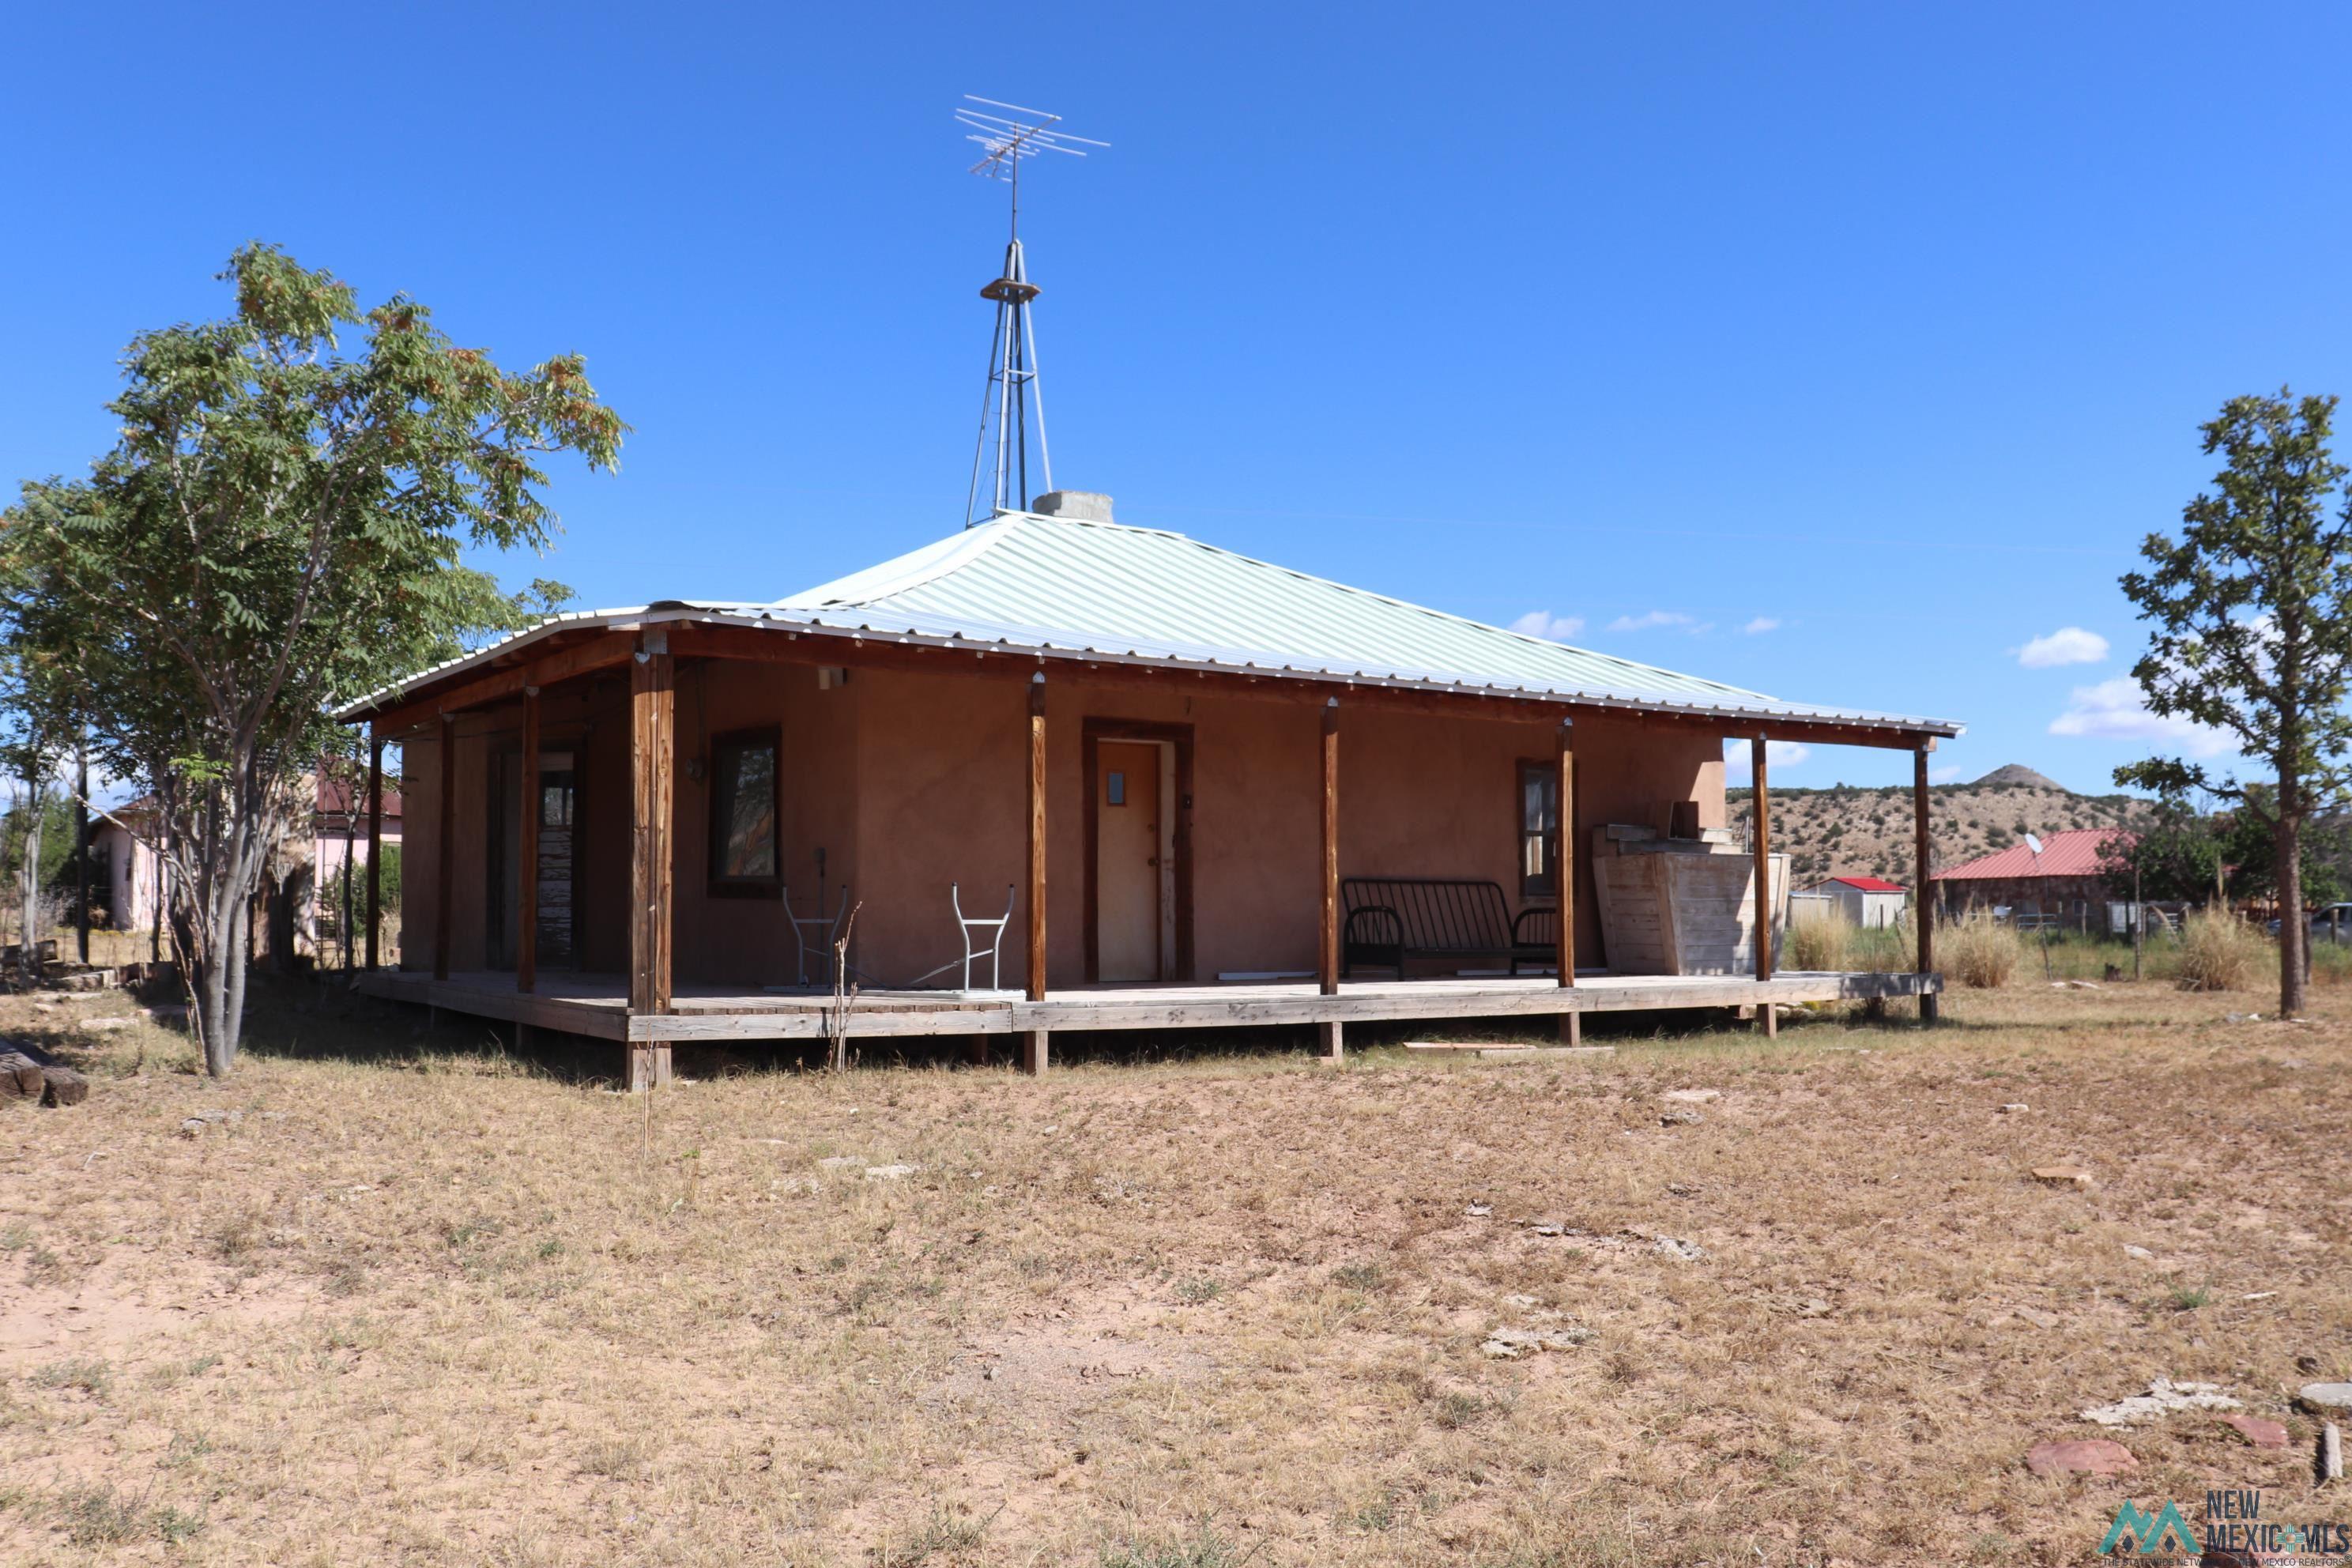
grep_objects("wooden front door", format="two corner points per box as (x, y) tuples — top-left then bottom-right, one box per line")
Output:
(1094, 741), (1162, 983)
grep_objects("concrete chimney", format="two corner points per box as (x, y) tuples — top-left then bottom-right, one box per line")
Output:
(1031, 490), (1114, 523)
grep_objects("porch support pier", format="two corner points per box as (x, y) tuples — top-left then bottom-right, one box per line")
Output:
(1556, 718), (1578, 1046)
(1318, 699), (1342, 1063)
(1914, 741), (1938, 1027)
(628, 633), (676, 1090)
(364, 733), (383, 972)
(1020, 673), (1050, 1075)
(518, 688), (541, 995)
(1751, 734), (1775, 1038)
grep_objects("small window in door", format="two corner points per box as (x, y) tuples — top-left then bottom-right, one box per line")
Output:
(709, 728), (781, 895)
(1106, 771), (1127, 806)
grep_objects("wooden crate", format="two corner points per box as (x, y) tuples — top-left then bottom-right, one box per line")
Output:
(1591, 829), (1788, 976)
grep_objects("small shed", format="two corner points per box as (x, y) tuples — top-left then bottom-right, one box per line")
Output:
(1809, 875), (1906, 929)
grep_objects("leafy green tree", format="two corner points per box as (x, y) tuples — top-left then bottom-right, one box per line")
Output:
(0, 245), (620, 1073)
(2096, 806), (2222, 905)
(2117, 390), (2352, 1017)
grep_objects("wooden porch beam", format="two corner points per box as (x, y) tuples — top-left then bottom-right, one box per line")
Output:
(518, 688), (541, 995)
(433, 717), (454, 982)
(358, 631), (636, 735)
(655, 621), (1944, 750)
(1914, 743), (1938, 1027)
(1751, 734), (1775, 1037)
(1022, 673), (1050, 1075)
(1318, 700), (1343, 1063)
(628, 635), (675, 1090)
(1556, 719), (1579, 1046)
(364, 733), (383, 972)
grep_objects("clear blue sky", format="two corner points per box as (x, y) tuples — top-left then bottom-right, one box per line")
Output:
(9, 2), (2350, 793)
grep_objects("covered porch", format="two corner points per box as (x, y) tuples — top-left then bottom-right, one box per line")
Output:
(354, 963), (1943, 1053)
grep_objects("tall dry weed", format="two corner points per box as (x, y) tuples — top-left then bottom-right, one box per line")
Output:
(1941, 911), (2020, 989)
(1785, 914), (1853, 972)
(2172, 909), (2267, 992)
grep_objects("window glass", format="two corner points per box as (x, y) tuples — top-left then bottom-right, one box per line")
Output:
(711, 736), (778, 881)
(1519, 761), (1559, 897)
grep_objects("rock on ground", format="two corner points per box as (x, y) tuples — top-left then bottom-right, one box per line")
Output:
(2298, 1382), (2352, 1412)
(2024, 1438), (2137, 1477)
(2220, 1415), (2292, 1449)
(1479, 1325), (1596, 1359)
(2080, 1378), (2242, 1427)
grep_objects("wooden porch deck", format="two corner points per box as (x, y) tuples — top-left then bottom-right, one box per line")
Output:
(353, 967), (1941, 1044)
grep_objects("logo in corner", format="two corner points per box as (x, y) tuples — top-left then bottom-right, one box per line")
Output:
(2101, 1499), (2200, 1558)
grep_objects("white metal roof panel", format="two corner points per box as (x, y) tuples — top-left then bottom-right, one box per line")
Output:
(339, 511), (1962, 736)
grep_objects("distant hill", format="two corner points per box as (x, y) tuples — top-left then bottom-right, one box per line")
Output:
(1969, 763), (2067, 791)
(1727, 764), (2145, 887)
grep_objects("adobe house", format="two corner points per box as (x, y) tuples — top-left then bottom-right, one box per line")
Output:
(337, 492), (1963, 1086)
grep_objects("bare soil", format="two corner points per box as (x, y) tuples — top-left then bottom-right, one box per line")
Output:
(2, 978), (2346, 1566)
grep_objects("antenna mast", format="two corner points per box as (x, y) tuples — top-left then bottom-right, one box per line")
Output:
(956, 96), (1106, 527)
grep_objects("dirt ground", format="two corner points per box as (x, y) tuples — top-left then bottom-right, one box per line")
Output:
(2, 976), (2347, 1566)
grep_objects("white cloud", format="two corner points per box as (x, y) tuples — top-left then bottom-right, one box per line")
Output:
(1929, 764), (1963, 783)
(1724, 738), (1811, 779)
(2016, 627), (2109, 668)
(1510, 610), (1585, 643)
(1609, 610), (1700, 633)
(1741, 616), (1781, 635)
(2048, 677), (2232, 757)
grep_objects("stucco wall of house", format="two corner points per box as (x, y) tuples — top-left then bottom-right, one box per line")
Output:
(399, 658), (1732, 989)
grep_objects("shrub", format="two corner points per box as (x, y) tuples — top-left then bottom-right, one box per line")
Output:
(2172, 910), (2266, 993)
(1942, 912), (2021, 989)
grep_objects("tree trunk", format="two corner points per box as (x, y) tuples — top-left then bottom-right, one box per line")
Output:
(2277, 803), (2307, 1019)
(16, 787), (41, 989)
(223, 900), (249, 1065)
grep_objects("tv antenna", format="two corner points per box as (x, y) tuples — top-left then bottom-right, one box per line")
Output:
(956, 96), (1107, 526)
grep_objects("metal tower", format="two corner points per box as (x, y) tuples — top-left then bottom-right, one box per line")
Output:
(956, 97), (1106, 526)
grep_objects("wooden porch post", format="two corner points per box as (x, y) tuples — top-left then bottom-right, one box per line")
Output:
(365, 734), (383, 971)
(1021, 673), (1050, 1075)
(1318, 699), (1343, 1062)
(1556, 718), (1579, 1046)
(1751, 734), (1775, 1037)
(434, 715), (454, 982)
(628, 635), (675, 1090)
(518, 688), (541, 994)
(1914, 741), (1938, 1027)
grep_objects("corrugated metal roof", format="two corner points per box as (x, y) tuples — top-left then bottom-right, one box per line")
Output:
(338, 511), (1965, 734)
(1827, 876), (1907, 892)
(770, 511), (1962, 733)
(1933, 827), (2130, 880)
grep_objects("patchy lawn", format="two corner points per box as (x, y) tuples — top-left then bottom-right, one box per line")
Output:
(2, 978), (2347, 1566)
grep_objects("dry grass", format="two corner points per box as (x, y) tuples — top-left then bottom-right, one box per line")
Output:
(1783, 914), (1853, 973)
(2172, 910), (2269, 993)
(1943, 911), (2025, 989)
(3, 978), (2350, 1565)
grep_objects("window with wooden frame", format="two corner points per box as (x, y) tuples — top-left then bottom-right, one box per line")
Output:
(707, 727), (781, 896)
(1517, 760), (1559, 899)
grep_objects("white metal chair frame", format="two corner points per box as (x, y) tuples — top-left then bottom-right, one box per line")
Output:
(952, 882), (1017, 992)
(783, 882), (852, 987)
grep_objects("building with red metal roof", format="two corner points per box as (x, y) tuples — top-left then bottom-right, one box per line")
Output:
(1930, 827), (2133, 927)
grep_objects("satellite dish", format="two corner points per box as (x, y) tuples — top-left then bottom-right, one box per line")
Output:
(2024, 833), (2045, 857)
